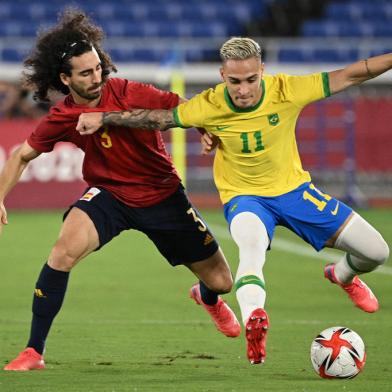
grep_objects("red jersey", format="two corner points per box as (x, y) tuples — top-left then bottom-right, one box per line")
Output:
(28, 78), (181, 207)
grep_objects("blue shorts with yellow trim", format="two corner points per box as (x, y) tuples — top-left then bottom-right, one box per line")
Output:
(223, 182), (352, 251)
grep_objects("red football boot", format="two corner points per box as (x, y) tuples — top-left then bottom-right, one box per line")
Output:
(4, 348), (45, 371)
(245, 308), (269, 364)
(190, 283), (241, 337)
(324, 263), (379, 313)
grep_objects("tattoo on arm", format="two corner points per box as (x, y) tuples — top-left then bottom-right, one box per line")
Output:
(102, 110), (176, 131)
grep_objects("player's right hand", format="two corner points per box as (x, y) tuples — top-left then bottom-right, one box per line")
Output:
(0, 202), (8, 235)
(76, 112), (104, 135)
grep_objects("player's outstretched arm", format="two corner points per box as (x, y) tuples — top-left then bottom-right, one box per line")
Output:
(77, 109), (177, 135)
(0, 141), (40, 234)
(329, 53), (392, 94)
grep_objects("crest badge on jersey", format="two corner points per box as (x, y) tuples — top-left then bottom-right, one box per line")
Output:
(268, 113), (280, 126)
(80, 187), (101, 201)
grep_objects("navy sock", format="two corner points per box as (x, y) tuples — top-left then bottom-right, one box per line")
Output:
(27, 263), (70, 355)
(199, 281), (218, 305)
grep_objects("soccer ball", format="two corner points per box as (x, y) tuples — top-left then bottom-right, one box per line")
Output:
(310, 326), (366, 379)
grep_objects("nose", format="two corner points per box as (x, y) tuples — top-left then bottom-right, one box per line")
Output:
(92, 70), (101, 84)
(238, 84), (249, 96)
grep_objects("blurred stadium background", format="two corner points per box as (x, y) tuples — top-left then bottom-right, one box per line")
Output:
(0, 0), (392, 210)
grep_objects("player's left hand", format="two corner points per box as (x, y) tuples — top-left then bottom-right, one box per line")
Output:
(201, 132), (219, 155)
(76, 112), (104, 135)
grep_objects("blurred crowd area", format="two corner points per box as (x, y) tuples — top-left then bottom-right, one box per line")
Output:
(0, 81), (49, 119)
(0, 0), (391, 209)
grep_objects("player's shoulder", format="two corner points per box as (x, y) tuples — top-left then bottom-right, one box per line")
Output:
(266, 72), (323, 85)
(264, 73), (291, 87)
(107, 77), (157, 93)
(107, 77), (172, 103)
(105, 77), (130, 95)
(190, 83), (225, 106)
(44, 97), (79, 123)
(263, 73), (317, 95)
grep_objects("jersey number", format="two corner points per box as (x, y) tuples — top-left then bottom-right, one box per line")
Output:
(100, 128), (112, 148)
(302, 183), (332, 211)
(240, 131), (264, 153)
(187, 208), (207, 232)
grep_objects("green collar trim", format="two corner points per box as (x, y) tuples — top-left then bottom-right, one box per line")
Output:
(224, 79), (266, 113)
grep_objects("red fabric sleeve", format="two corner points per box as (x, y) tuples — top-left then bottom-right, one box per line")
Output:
(27, 119), (68, 152)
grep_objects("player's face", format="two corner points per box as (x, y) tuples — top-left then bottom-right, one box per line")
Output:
(60, 49), (103, 106)
(220, 57), (264, 108)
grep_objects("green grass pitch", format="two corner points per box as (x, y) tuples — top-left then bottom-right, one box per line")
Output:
(0, 208), (391, 392)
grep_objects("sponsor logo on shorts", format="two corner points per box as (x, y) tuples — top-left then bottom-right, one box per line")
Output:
(204, 233), (215, 245)
(230, 203), (238, 213)
(80, 187), (101, 201)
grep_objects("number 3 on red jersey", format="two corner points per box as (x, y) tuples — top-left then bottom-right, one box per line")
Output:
(100, 127), (112, 148)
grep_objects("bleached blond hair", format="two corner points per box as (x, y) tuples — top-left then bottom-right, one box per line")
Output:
(220, 37), (262, 62)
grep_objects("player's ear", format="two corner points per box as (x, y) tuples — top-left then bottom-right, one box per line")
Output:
(260, 62), (265, 76)
(219, 67), (225, 82)
(59, 73), (70, 86)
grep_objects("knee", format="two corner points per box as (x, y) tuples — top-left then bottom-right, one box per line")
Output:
(372, 237), (390, 266)
(209, 274), (233, 294)
(236, 232), (265, 252)
(231, 212), (269, 252)
(48, 241), (79, 272)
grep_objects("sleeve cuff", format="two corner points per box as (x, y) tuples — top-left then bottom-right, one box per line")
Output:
(321, 72), (331, 97)
(173, 107), (185, 128)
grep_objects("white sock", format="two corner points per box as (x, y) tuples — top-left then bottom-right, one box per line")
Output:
(230, 212), (269, 324)
(333, 213), (389, 283)
(235, 281), (266, 324)
(333, 255), (356, 283)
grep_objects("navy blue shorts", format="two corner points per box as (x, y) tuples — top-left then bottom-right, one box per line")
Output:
(64, 185), (219, 266)
(224, 182), (352, 251)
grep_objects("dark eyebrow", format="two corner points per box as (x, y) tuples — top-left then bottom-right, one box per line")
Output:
(78, 68), (93, 75)
(78, 62), (101, 75)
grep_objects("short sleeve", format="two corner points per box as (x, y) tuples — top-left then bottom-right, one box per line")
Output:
(27, 117), (71, 153)
(279, 72), (330, 108)
(173, 90), (210, 128)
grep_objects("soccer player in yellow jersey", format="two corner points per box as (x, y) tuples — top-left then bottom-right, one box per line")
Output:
(77, 37), (390, 365)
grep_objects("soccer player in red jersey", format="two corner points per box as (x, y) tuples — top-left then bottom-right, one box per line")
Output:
(0, 9), (240, 371)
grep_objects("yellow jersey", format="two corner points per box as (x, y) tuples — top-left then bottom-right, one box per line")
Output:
(173, 72), (331, 204)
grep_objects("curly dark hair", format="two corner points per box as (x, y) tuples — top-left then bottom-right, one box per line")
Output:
(23, 8), (117, 102)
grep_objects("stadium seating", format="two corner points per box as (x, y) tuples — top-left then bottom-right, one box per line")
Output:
(304, 1), (392, 38)
(0, 0), (391, 63)
(284, 0), (392, 63)
(0, 0), (266, 62)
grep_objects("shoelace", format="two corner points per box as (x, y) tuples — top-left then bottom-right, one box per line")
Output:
(21, 349), (40, 359)
(345, 279), (363, 292)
